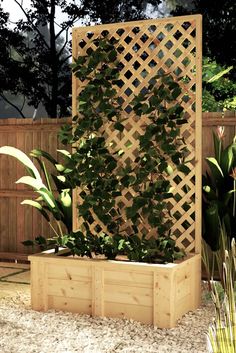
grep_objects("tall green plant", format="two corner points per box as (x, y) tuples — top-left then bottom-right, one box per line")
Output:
(203, 128), (236, 251)
(202, 221), (232, 288)
(208, 239), (236, 353)
(0, 146), (72, 245)
(202, 57), (236, 112)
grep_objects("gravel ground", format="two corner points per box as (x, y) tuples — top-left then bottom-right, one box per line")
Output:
(0, 290), (214, 353)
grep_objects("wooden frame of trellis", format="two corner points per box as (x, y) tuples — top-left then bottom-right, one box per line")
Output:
(72, 15), (202, 255)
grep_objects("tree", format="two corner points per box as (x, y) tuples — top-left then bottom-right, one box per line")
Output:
(80, 0), (160, 24)
(171, 0), (236, 78)
(0, 0), (161, 118)
(0, 0), (80, 118)
(202, 57), (236, 112)
(0, 6), (29, 118)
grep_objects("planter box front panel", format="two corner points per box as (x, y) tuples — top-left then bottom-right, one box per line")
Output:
(103, 268), (153, 324)
(47, 262), (93, 315)
(29, 252), (201, 328)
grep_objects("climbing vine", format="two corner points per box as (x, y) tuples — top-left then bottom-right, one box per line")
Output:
(59, 35), (190, 262)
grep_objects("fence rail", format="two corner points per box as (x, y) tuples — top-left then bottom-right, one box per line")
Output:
(0, 112), (235, 260)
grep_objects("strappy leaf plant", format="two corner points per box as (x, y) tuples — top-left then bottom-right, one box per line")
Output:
(207, 238), (236, 353)
(0, 146), (72, 248)
(203, 127), (236, 251)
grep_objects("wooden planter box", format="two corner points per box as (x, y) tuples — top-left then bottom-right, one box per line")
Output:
(28, 251), (201, 328)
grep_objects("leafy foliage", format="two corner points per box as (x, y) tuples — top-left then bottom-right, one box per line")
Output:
(172, 0), (236, 80)
(0, 0), (161, 118)
(207, 239), (236, 353)
(59, 35), (189, 262)
(0, 146), (72, 243)
(80, 0), (161, 24)
(68, 231), (184, 263)
(26, 231), (184, 264)
(172, 1), (236, 112)
(202, 129), (236, 251)
(202, 58), (236, 112)
(0, 0), (73, 118)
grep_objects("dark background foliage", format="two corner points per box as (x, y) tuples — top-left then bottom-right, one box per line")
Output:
(0, 0), (161, 118)
(0, 0), (235, 118)
(172, 0), (236, 79)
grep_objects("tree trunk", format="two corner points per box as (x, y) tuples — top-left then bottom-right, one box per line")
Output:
(49, 0), (58, 118)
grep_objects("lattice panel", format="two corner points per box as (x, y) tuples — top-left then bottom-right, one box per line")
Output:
(72, 15), (202, 253)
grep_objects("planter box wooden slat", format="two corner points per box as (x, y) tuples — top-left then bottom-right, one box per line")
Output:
(29, 251), (201, 328)
(48, 296), (92, 314)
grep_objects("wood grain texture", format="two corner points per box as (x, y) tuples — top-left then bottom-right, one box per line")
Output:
(202, 112), (236, 174)
(29, 250), (201, 328)
(0, 118), (71, 257)
(72, 15), (202, 254)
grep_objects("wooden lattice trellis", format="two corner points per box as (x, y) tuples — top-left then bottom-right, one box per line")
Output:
(72, 15), (202, 253)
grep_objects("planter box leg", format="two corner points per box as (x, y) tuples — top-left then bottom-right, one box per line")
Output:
(31, 261), (48, 311)
(154, 272), (174, 328)
(92, 266), (104, 317)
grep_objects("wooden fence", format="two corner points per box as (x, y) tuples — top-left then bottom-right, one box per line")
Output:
(0, 112), (235, 261)
(202, 111), (236, 173)
(0, 118), (71, 260)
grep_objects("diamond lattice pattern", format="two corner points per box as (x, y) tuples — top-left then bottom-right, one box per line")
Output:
(72, 16), (201, 253)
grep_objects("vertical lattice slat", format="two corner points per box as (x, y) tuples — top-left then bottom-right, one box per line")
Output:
(72, 15), (202, 254)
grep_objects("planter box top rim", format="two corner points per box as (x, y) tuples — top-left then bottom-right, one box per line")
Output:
(28, 249), (199, 268)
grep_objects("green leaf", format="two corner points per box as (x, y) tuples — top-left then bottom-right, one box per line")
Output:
(126, 206), (137, 219)
(30, 149), (57, 165)
(74, 56), (86, 66)
(35, 236), (47, 245)
(94, 118), (103, 130)
(57, 175), (66, 183)
(85, 195), (97, 206)
(202, 185), (217, 201)
(223, 190), (236, 206)
(59, 235), (70, 247)
(134, 197), (147, 208)
(78, 203), (90, 216)
(177, 164), (191, 174)
(57, 150), (71, 158)
(21, 200), (50, 221)
(149, 95), (160, 107)
(36, 188), (57, 209)
(78, 100), (87, 106)
(22, 240), (34, 247)
(108, 49), (117, 62)
(203, 203), (220, 251)
(205, 157), (224, 182)
(207, 66), (233, 83)
(55, 164), (66, 172)
(16, 176), (45, 190)
(114, 121), (125, 132)
(59, 189), (72, 208)
(212, 131), (222, 164)
(120, 175), (130, 187)
(166, 165), (173, 175)
(141, 103), (149, 113)
(221, 143), (236, 175)
(172, 87), (181, 99)
(0, 146), (42, 180)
